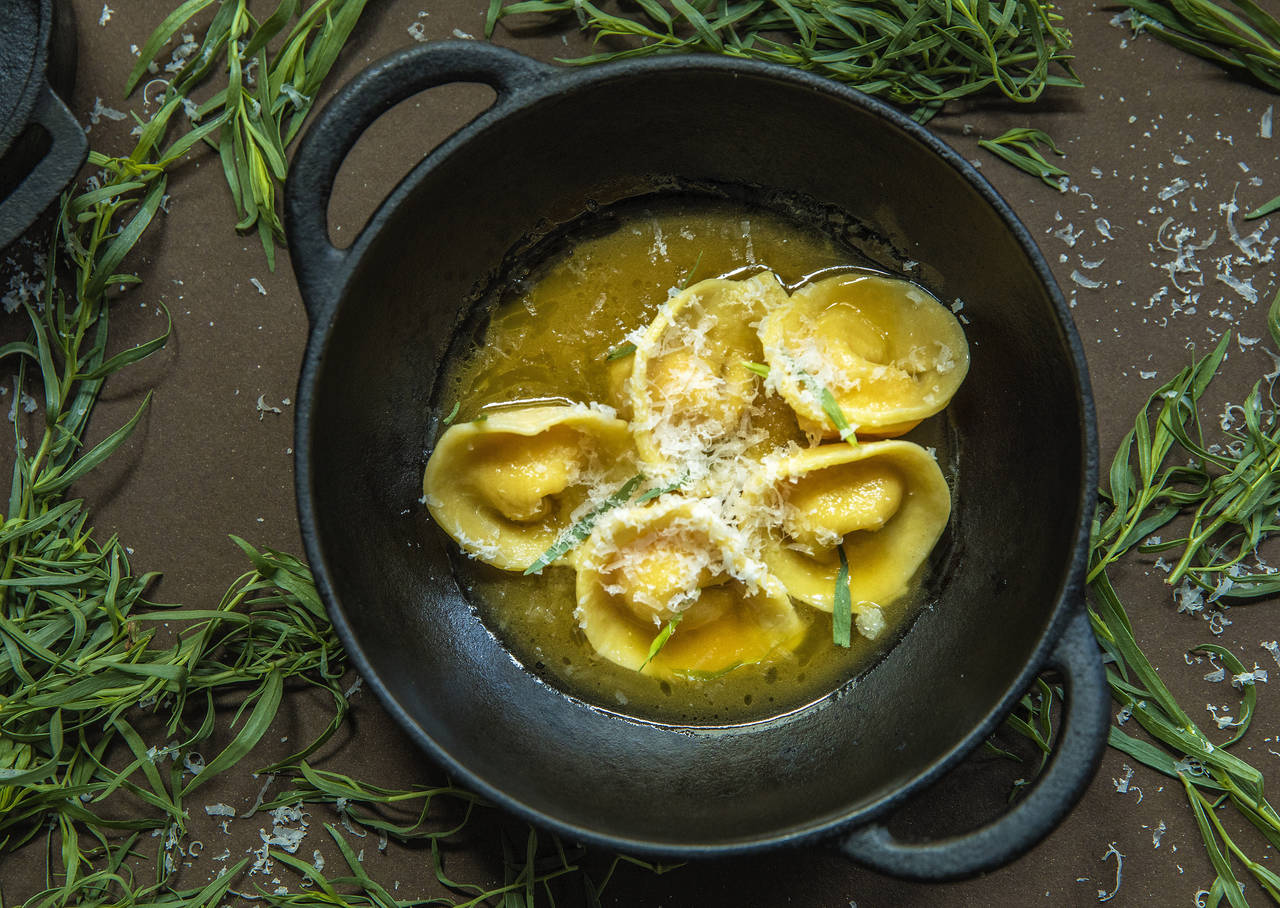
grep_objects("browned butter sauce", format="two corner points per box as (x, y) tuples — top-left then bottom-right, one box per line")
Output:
(436, 196), (953, 725)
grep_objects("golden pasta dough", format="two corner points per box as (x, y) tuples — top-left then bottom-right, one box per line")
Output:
(750, 440), (952, 623)
(575, 499), (805, 677)
(759, 273), (969, 439)
(424, 405), (633, 571)
(627, 273), (787, 468)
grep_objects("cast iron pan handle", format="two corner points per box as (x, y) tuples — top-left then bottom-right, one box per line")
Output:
(0, 83), (88, 251)
(285, 41), (552, 325)
(839, 608), (1109, 880)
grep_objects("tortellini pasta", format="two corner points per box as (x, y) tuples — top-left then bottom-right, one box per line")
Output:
(626, 273), (787, 467)
(423, 405), (632, 571)
(755, 440), (951, 622)
(575, 499), (805, 676)
(759, 273), (969, 439)
(424, 266), (965, 681)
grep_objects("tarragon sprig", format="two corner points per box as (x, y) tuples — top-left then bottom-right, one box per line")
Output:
(1085, 292), (1280, 904)
(978, 127), (1070, 190)
(1116, 0), (1280, 92)
(487, 0), (1081, 123)
(124, 0), (370, 267)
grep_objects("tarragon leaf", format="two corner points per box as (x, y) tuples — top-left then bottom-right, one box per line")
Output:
(524, 475), (644, 574)
(833, 545), (852, 647)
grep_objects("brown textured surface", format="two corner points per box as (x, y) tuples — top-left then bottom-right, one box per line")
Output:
(3, 0), (1278, 904)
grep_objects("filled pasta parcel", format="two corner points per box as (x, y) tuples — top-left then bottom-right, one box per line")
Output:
(420, 205), (968, 720)
(575, 499), (806, 677)
(759, 273), (969, 440)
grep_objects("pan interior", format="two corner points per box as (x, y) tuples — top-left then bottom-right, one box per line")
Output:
(304, 65), (1089, 850)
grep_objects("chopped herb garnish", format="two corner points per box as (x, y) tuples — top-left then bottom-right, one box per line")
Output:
(793, 368), (858, 446)
(636, 471), (689, 503)
(605, 342), (637, 361)
(988, 677), (1059, 791)
(978, 128), (1069, 190)
(640, 613), (683, 671)
(780, 355), (859, 446)
(442, 401), (461, 425)
(740, 360), (771, 378)
(523, 474), (645, 574)
(833, 546), (852, 647)
(818, 385), (858, 446)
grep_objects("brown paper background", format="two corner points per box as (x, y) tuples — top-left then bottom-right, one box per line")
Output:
(3, 0), (1278, 904)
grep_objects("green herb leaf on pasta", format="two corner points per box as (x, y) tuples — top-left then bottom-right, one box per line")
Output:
(524, 474), (645, 574)
(833, 545), (852, 647)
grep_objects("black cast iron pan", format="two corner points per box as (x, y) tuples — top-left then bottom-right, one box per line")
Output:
(285, 41), (1107, 881)
(0, 0), (87, 251)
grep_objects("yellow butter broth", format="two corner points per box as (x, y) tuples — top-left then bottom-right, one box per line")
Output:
(439, 202), (948, 725)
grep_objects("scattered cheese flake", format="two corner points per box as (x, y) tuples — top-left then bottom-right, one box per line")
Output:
(1202, 652), (1226, 683)
(1158, 178), (1190, 200)
(99, 4), (113, 26)
(1231, 665), (1268, 687)
(1113, 764), (1143, 802)
(1217, 268), (1258, 304)
(336, 797), (368, 837)
(1206, 703), (1244, 729)
(1263, 105), (1274, 139)
(1097, 843), (1124, 902)
(1175, 580), (1204, 615)
(86, 97), (128, 130)
(1222, 187), (1275, 264)
(1053, 223), (1084, 247)
(281, 84), (310, 110)
(1071, 270), (1103, 289)
(1207, 610), (1231, 635)
(855, 604), (886, 640)
(1153, 821), (1166, 848)
(256, 395), (283, 419)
